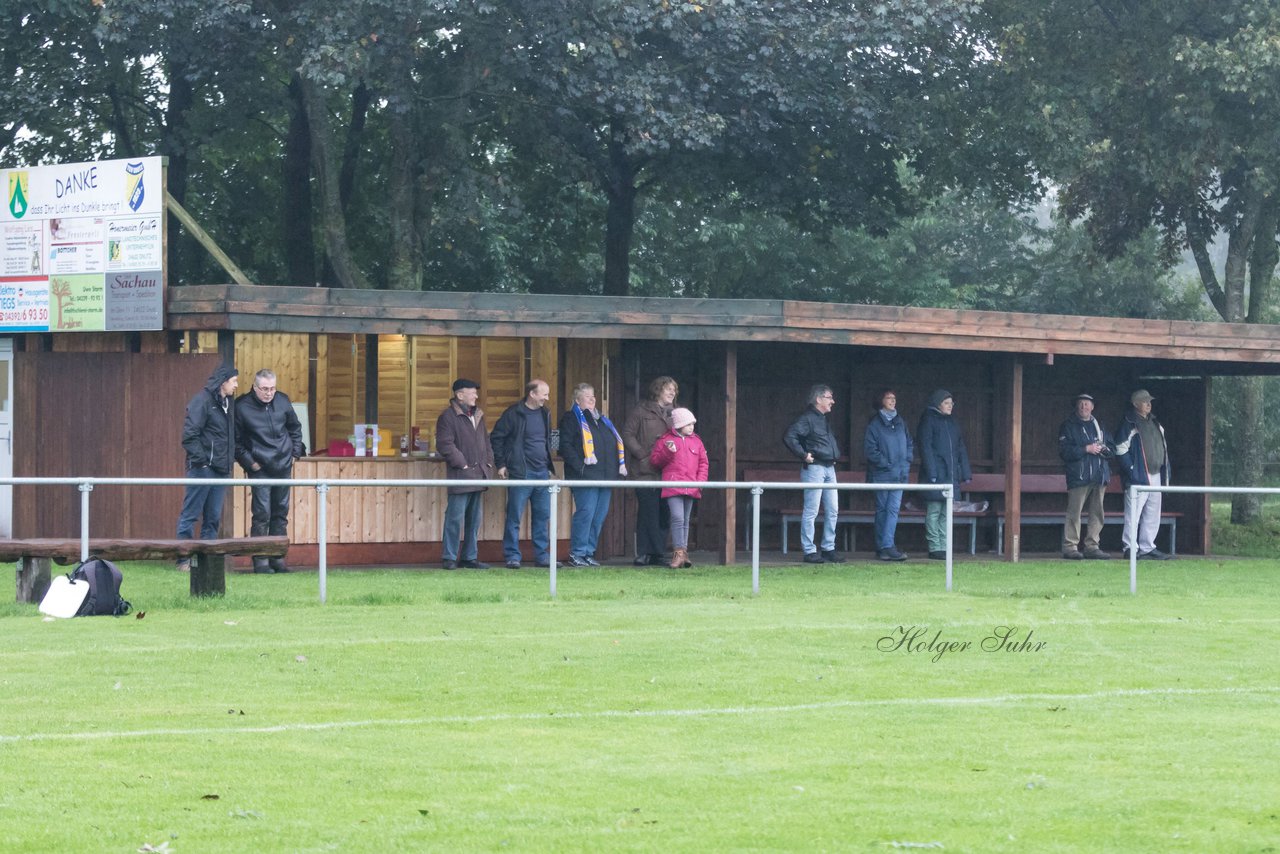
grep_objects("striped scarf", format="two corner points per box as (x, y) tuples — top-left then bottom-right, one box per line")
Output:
(574, 403), (626, 468)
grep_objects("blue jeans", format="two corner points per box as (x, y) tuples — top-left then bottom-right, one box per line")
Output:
(873, 480), (904, 550)
(442, 491), (483, 562)
(569, 486), (612, 558)
(800, 464), (838, 553)
(503, 474), (550, 564)
(176, 467), (227, 540)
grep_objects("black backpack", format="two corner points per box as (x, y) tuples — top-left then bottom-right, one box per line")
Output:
(69, 557), (131, 617)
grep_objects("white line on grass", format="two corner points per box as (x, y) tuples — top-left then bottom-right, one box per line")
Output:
(2, 685), (1276, 744)
(3, 616), (1277, 660)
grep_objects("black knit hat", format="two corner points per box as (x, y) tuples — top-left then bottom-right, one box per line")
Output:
(452, 378), (479, 392)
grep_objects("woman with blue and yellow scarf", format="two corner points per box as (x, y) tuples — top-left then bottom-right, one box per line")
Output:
(559, 383), (627, 566)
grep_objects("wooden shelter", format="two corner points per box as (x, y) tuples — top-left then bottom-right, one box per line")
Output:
(11, 284), (1280, 563)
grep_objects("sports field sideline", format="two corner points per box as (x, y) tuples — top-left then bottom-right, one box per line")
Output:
(1, 559), (1276, 852)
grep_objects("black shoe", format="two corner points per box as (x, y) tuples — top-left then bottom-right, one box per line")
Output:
(1083, 548), (1111, 560)
(442, 560), (457, 570)
(802, 552), (824, 564)
(459, 559), (489, 569)
(1062, 550), (1084, 560)
(928, 550), (947, 560)
(566, 554), (589, 567)
(252, 557), (273, 574)
(584, 556), (602, 567)
(268, 557), (289, 573)
(649, 553), (668, 565)
(821, 550), (844, 563)
(1139, 548), (1174, 561)
(633, 554), (652, 566)
(505, 560), (522, 569)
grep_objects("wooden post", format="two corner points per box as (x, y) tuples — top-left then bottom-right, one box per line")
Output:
(1003, 356), (1023, 561)
(16, 557), (52, 604)
(189, 553), (227, 598)
(721, 342), (738, 565)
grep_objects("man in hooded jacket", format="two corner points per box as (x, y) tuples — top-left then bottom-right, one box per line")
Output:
(916, 389), (972, 560)
(177, 364), (239, 571)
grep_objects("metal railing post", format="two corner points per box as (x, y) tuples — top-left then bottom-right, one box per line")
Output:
(1127, 485), (1138, 594)
(316, 482), (330, 603)
(751, 486), (763, 596)
(78, 479), (94, 562)
(944, 485), (953, 592)
(548, 484), (561, 598)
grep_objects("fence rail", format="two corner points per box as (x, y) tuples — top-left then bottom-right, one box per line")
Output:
(11, 477), (1268, 599)
(1, 476), (956, 601)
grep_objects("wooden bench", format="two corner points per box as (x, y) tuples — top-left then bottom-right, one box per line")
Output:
(2, 536), (290, 603)
(991, 474), (1180, 555)
(741, 469), (987, 554)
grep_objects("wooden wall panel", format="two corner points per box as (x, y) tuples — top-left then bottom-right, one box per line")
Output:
(530, 337), (560, 413)
(325, 334), (359, 446)
(377, 334), (411, 440)
(52, 333), (126, 353)
(235, 332), (310, 402)
(481, 338), (524, 412)
(412, 336), (454, 446)
(455, 337), (483, 393)
(13, 352), (219, 538)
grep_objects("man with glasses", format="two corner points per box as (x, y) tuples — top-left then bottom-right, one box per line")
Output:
(783, 384), (843, 564)
(235, 369), (305, 573)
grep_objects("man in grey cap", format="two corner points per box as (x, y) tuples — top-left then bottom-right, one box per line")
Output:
(1115, 389), (1173, 560)
(1057, 393), (1115, 559)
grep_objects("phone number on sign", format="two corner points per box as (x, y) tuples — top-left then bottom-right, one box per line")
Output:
(0, 308), (50, 323)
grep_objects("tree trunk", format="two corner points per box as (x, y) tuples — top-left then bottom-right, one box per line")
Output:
(602, 125), (637, 297)
(283, 75), (317, 286)
(162, 63), (196, 284)
(298, 77), (372, 290)
(386, 102), (422, 291)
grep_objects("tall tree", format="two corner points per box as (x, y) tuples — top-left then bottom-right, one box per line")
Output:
(987, 0), (1280, 520)
(497, 0), (984, 295)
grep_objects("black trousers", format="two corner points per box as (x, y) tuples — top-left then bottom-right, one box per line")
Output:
(634, 484), (669, 556)
(249, 466), (292, 544)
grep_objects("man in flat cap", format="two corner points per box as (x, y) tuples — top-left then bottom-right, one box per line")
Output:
(1058, 393), (1116, 560)
(436, 378), (494, 569)
(1115, 389), (1173, 560)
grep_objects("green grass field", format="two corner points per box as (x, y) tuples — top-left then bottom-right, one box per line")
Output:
(2, 559), (1277, 852)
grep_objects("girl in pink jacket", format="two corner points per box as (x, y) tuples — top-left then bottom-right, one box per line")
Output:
(649, 407), (709, 568)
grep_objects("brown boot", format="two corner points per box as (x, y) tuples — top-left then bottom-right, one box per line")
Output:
(670, 548), (687, 569)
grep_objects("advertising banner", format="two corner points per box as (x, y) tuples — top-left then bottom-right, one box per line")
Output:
(0, 156), (164, 332)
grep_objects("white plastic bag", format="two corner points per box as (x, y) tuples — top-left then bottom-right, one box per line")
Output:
(38, 575), (90, 619)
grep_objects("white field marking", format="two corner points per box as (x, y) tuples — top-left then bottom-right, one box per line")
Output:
(1, 615), (1277, 660)
(2, 686), (1277, 745)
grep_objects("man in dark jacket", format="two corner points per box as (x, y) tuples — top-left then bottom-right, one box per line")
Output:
(1115, 389), (1173, 560)
(917, 389), (972, 560)
(864, 389), (913, 561)
(491, 379), (553, 568)
(783, 384), (842, 564)
(436, 378), (495, 569)
(1058, 393), (1115, 560)
(177, 364), (239, 571)
(235, 369), (305, 573)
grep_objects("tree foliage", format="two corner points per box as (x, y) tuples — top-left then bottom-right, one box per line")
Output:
(984, 0), (1280, 518)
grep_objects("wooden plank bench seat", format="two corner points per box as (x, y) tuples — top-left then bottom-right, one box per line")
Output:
(4, 536), (289, 603)
(991, 474), (1181, 555)
(741, 469), (986, 555)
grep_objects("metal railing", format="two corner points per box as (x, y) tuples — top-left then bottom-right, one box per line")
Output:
(1125, 484), (1278, 593)
(1, 476), (956, 601)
